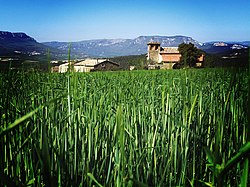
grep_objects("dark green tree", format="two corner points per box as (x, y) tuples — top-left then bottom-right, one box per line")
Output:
(178, 43), (203, 67)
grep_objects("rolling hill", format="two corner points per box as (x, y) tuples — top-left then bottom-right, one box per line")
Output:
(0, 31), (63, 58)
(0, 31), (48, 56)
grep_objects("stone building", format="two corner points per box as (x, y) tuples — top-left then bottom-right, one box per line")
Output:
(147, 42), (204, 69)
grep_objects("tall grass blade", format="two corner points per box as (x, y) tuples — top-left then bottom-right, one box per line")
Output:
(87, 173), (103, 187)
(240, 158), (249, 187)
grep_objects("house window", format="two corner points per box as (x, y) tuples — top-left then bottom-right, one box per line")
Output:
(101, 63), (106, 68)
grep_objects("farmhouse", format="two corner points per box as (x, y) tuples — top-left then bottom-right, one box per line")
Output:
(91, 60), (119, 71)
(56, 59), (119, 73)
(147, 42), (204, 69)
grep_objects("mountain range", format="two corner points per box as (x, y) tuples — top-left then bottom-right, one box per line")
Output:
(0, 31), (249, 58)
(43, 36), (203, 57)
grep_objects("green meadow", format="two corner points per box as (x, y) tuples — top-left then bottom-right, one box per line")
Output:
(0, 68), (249, 186)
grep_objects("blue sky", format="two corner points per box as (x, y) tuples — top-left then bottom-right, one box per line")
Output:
(0, 0), (249, 42)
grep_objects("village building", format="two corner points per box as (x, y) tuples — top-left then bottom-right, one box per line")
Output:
(54, 58), (119, 73)
(147, 42), (204, 69)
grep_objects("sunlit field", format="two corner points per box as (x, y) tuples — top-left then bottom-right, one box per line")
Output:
(0, 68), (249, 186)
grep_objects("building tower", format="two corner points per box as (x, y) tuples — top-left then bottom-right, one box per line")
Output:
(147, 42), (161, 63)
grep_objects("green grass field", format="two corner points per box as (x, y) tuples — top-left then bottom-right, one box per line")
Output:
(0, 68), (249, 186)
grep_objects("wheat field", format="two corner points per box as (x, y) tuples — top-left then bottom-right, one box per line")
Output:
(0, 68), (249, 186)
